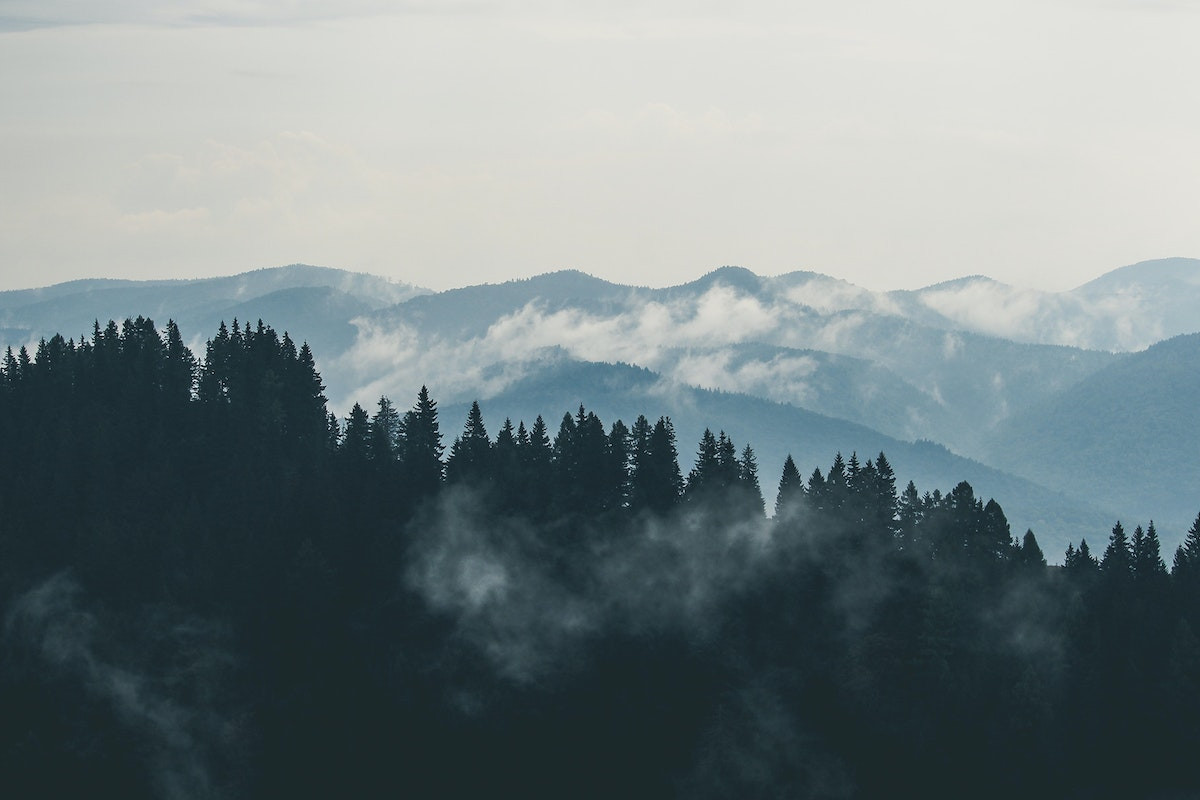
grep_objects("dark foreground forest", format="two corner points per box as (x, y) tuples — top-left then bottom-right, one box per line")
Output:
(3, 318), (1200, 799)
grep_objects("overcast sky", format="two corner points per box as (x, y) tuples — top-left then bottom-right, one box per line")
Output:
(1, 1), (1197, 293)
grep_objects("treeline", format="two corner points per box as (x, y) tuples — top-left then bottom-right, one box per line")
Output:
(2, 317), (1200, 798)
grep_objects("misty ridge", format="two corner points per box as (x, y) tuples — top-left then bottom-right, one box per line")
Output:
(3, 313), (1200, 798)
(5, 258), (1200, 557)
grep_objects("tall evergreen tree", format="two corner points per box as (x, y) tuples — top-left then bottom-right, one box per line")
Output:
(807, 467), (827, 512)
(738, 443), (765, 517)
(1018, 529), (1046, 568)
(825, 453), (848, 511)
(684, 428), (720, 501)
(446, 400), (492, 485)
(341, 403), (371, 462)
(1175, 513), (1200, 579)
(774, 454), (805, 518)
(632, 417), (682, 513)
(1133, 522), (1167, 580)
(369, 396), (402, 463)
(1102, 522), (1133, 577)
(398, 385), (445, 497)
(608, 419), (632, 511)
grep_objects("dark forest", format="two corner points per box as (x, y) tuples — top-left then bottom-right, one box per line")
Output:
(2, 317), (1199, 798)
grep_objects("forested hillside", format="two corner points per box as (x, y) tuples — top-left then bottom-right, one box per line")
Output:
(2, 318), (1199, 798)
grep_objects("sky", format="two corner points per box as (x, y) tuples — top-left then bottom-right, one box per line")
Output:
(1, 1), (1197, 294)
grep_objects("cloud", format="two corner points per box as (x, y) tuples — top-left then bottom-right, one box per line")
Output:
(332, 284), (800, 410)
(404, 485), (776, 683)
(915, 278), (1167, 350)
(784, 276), (901, 317)
(4, 573), (244, 799)
(0, 0), (477, 30)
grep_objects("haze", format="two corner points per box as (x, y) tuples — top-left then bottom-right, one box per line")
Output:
(1, 0), (1197, 292)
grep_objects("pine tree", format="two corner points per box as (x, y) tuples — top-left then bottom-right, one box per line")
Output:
(897, 480), (923, 551)
(1176, 512), (1200, 579)
(846, 451), (863, 496)
(608, 419), (632, 511)
(341, 403), (371, 462)
(521, 415), (555, 517)
(980, 498), (1013, 564)
(738, 443), (764, 517)
(774, 454), (805, 518)
(871, 452), (899, 537)
(807, 467), (827, 512)
(398, 385), (444, 496)
(716, 431), (739, 489)
(684, 428), (719, 501)
(369, 396), (402, 462)
(1133, 521), (1167, 580)
(825, 453), (848, 511)
(494, 417), (523, 512)
(1018, 529), (1046, 568)
(163, 319), (196, 406)
(1076, 538), (1099, 572)
(633, 416), (682, 513)
(1101, 522), (1133, 577)
(446, 400), (492, 485)
(628, 415), (654, 511)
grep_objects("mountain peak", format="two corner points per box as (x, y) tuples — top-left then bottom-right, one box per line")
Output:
(1074, 257), (1200, 294)
(918, 274), (1000, 292)
(683, 265), (763, 293)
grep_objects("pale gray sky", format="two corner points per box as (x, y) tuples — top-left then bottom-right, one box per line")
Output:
(1, 0), (1197, 292)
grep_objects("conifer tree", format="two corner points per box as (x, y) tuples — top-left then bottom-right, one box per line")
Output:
(738, 443), (765, 516)
(1101, 522), (1133, 577)
(1176, 513), (1200, 580)
(846, 451), (863, 496)
(897, 479), (923, 550)
(399, 385), (444, 496)
(369, 396), (402, 462)
(1133, 522), (1167, 580)
(774, 454), (805, 518)
(632, 417), (682, 513)
(446, 400), (492, 485)
(825, 453), (848, 511)
(163, 319), (196, 406)
(1076, 538), (1099, 572)
(716, 431), (740, 488)
(807, 467), (827, 512)
(1019, 529), (1046, 568)
(608, 419), (632, 511)
(685, 429), (719, 501)
(494, 417), (523, 511)
(526, 415), (553, 472)
(341, 403), (371, 462)
(871, 452), (899, 536)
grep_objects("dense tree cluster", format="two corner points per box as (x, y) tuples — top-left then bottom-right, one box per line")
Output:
(2, 318), (1199, 798)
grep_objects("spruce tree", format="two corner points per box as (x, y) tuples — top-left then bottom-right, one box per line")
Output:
(369, 396), (402, 463)
(636, 416), (682, 513)
(738, 443), (764, 517)
(684, 428), (719, 501)
(446, 400), (492, 485)
(399, 385), (444, 496)
(807, 467), (826, 512)
(1101, 522), (1133, 577)
(608, 419), (632, 511)
(341, 403), (371, 462)
(825, 453), (848, 510)
(774, 454), (805, 518)
(1019, 529), (1046, 568)
(1133, 522), (1167, 580)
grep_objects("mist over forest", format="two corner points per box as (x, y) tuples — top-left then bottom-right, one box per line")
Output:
(3, 313), (1200, 798)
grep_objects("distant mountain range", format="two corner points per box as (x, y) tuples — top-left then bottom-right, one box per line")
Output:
(4, 257), (1199, 558)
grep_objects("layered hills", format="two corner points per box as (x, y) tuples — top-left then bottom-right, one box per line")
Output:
(4, 257), (1198, 557)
